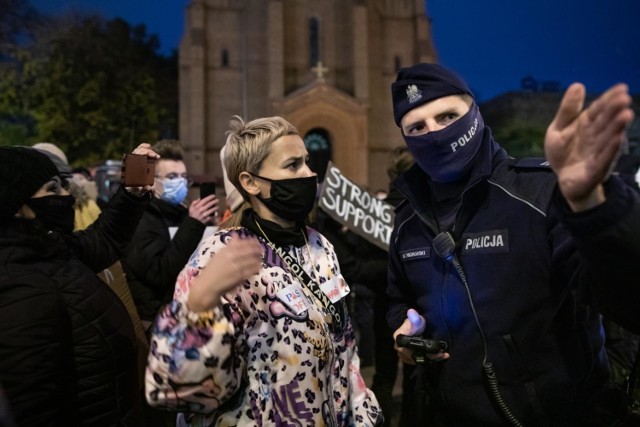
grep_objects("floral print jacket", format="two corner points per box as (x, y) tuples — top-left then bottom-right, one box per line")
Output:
(146, 226), (382, 426)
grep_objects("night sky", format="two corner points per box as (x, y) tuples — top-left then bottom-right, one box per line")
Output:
(31, 0), (640, 102)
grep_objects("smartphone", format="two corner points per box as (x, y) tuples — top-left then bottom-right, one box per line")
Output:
(121, 154), (156, 187)
(200, 182), (216, 199)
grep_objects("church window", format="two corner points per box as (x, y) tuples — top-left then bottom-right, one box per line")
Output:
(309, 17), (320, 67)
(221, 49), (229, 67)
(304, 128), (332, 182)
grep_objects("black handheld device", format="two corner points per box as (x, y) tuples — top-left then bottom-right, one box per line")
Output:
(200, 182), (216, 199)
(396, 334), (448, 364)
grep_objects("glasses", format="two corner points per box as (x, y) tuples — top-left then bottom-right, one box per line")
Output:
(155, 173), (189, 180)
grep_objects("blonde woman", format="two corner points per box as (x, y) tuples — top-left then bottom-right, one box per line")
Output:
(146, 116), (382, 426)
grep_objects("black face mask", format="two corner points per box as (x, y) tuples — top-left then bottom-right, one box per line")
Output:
(403, 103), (485, 183)
(27, 194), (75, 234)
(251, 174), (317, 222)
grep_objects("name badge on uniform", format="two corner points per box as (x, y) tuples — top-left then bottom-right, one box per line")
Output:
(276, 284), (312, 315)
(320, 274), (350, 304)
(400, 247), (430, 261)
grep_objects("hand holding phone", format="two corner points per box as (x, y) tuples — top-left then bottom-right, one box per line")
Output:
(121, 153), (156, 187)
(200, 182), (216, 199)
(190, 182), (219, 224)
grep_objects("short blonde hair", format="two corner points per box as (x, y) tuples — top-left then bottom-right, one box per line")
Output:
(223, 116), (298, 202)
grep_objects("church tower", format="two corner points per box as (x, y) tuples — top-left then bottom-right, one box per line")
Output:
(179, 0), (436, 195)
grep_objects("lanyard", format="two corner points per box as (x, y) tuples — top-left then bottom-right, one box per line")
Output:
(254, 221), (345, 334)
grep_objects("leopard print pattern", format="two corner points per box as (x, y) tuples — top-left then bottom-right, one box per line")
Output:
(146, 227), (383, 426)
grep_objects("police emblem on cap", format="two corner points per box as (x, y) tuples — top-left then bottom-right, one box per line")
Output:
(406, 84), (422, 104)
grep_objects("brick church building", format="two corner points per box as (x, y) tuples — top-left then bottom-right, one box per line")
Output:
(178, 0), (437, 198)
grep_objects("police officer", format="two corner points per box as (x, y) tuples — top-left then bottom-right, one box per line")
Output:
(387, 63), (640, 426)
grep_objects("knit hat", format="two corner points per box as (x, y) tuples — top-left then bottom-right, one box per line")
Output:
(0, 146), (59, 221)
(391, 63), (474, 126)
(219, 144), (243, 212)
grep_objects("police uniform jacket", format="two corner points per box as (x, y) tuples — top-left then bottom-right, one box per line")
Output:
(387, 131), (640, 426)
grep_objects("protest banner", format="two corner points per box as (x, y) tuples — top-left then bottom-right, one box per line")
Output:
(318, 161), (394, 251)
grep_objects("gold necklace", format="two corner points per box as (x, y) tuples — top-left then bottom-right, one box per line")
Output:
(301, 228), (314, 265)
(253, 218), (269, 242)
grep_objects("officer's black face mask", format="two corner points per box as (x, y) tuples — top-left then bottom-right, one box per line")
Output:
(403, 103), (485, 183)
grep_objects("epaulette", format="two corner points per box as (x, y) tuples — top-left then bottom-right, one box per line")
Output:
(510, 157), (551, 170)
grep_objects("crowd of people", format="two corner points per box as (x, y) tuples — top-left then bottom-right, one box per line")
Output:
(0, 61), (638, 427)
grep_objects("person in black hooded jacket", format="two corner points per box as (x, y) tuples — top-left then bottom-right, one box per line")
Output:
(121, 139), (219, 330)
(387, 64), (640, 426)
(0, 144), (156, 427)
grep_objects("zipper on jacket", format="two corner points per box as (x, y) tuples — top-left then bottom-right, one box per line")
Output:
(438, 261), (454, 414)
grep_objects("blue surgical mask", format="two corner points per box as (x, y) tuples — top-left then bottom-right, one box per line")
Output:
(403, 103), (485, 183)
(160, 177), (188, 205)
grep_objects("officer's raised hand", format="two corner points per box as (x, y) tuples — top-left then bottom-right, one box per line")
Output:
(545, 82), (635, 212)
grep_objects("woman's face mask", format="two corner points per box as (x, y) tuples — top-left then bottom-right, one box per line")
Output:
(251, 174), (318, 222)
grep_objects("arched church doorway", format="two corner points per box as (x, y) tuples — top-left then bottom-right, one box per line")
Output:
(303, 128), (332, 182)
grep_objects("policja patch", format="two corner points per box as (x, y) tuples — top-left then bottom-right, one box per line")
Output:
(461, 229), (509, 255)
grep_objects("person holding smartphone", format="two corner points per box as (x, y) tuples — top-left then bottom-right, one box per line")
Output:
(122, 139), (219, 335)
(0, 143), (157, 426)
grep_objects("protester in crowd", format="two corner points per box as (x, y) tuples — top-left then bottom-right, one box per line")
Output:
(0, 144), (157, 426)
(72, 166), (100, 202)
(33, 142), (102, 230)
(68, 165), (102, 230)
(146, 116), (382, 426)
(122, 139), (219, 332)
(31, 142), (67, 166)
(33, 142), (153, 420)
(387, 63), (640, 425)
